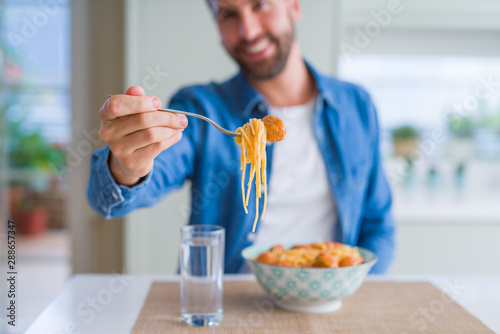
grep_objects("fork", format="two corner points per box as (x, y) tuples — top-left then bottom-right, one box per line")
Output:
(158, 107), (241, 137)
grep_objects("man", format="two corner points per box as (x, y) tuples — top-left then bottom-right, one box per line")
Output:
(87, 0), (395, 274)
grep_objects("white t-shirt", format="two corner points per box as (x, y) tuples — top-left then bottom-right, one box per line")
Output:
(252, 96), (337, 246)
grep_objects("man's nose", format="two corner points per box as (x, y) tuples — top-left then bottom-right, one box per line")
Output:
(238, 12), (263, 41)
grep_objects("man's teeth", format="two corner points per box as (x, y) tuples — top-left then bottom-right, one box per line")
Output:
(245, 40), (270, 55)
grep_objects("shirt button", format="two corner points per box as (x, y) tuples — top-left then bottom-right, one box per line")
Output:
(112, 192), (118, 199)
(247, 232), (257, 242)
(257, 103), (265, 112)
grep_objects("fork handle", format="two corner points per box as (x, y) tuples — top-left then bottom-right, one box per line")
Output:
(158, 107), (241, 137)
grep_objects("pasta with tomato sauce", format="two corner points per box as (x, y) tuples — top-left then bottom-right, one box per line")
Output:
(255, 242), (364, 268)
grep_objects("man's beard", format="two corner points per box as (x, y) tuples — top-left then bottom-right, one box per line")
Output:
(229, 28), (294, 81)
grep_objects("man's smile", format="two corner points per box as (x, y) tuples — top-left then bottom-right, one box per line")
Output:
(239, 37), (276, 61)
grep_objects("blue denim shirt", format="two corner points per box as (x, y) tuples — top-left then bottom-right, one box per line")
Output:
(87, 62), (396, 274)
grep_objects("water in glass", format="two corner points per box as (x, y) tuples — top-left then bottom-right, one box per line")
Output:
(180, 231), (224, 327)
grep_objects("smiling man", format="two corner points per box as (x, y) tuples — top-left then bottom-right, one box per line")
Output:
(87, 0), (396, 274)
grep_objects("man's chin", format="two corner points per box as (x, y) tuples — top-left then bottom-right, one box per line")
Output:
(239, 61), (286, 81)
(245, 71), (278, 81)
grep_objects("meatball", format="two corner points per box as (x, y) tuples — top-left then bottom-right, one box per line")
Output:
(339, 256), (364, 267)
(262, 115), (286, 143)
(269, 244), (285, 254)
(313, 252), (339, 268)
(255, 252), (278, 265)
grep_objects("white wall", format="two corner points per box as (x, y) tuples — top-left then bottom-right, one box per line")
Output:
(391, 222), (500, 275)
(124, 0), (342, 274)
(342, 0), (500, 31)
(340, 0), (500, 56)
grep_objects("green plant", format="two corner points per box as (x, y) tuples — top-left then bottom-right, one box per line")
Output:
(392, 125), (420, 140)
(447, 115), (475, 138)
(7, 119), (66, 172)
(477, 110), (500, 135)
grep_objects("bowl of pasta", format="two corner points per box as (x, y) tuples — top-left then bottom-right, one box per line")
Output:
(241, 242), (377, 313)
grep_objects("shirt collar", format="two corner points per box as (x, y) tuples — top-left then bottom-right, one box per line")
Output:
(230, 59), (339, 117)
(304, 60), (340, 110)
(227, 71), (265, 118)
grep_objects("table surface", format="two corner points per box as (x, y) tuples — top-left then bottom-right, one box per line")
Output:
(25, 274), (500, 334)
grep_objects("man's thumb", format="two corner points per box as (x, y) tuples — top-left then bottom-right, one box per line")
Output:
(125, 85), (145, 96)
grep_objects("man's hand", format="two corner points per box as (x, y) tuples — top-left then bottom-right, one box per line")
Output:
(99, 86), (188, 186)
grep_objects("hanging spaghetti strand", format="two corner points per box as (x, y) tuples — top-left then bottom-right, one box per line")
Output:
(235, 119), (268, 232)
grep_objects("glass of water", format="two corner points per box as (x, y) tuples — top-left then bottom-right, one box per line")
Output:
(180, 225), (225, 327)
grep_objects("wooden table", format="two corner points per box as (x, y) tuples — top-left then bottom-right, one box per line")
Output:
(25, 274), (500, 333)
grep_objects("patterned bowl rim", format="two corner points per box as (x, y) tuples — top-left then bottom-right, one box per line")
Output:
(241, 243), (378, 271)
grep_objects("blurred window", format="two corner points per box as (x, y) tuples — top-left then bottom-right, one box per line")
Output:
(1, 0), (71, 145)
(338, 1), (500, 161)
(339, 54), (500, 160)
(338, 1), (500, 215)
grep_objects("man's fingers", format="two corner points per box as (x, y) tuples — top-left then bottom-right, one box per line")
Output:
(102, 111), (188, 139)
(101, 94), (161, 120)
(114, 127), (183, 154)
(124, 111), (187, 133)
(99, 85), (183, 183)
(133, 132), (183, 161)
(112, 131), (183, 179)
(125, 85), (145, 96)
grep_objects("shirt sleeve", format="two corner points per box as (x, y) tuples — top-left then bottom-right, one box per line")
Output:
(357, 94), (396, 274)
(86, 94), (201, 219)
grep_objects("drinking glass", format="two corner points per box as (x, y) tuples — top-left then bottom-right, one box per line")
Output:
(180, 225), (225, 327)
